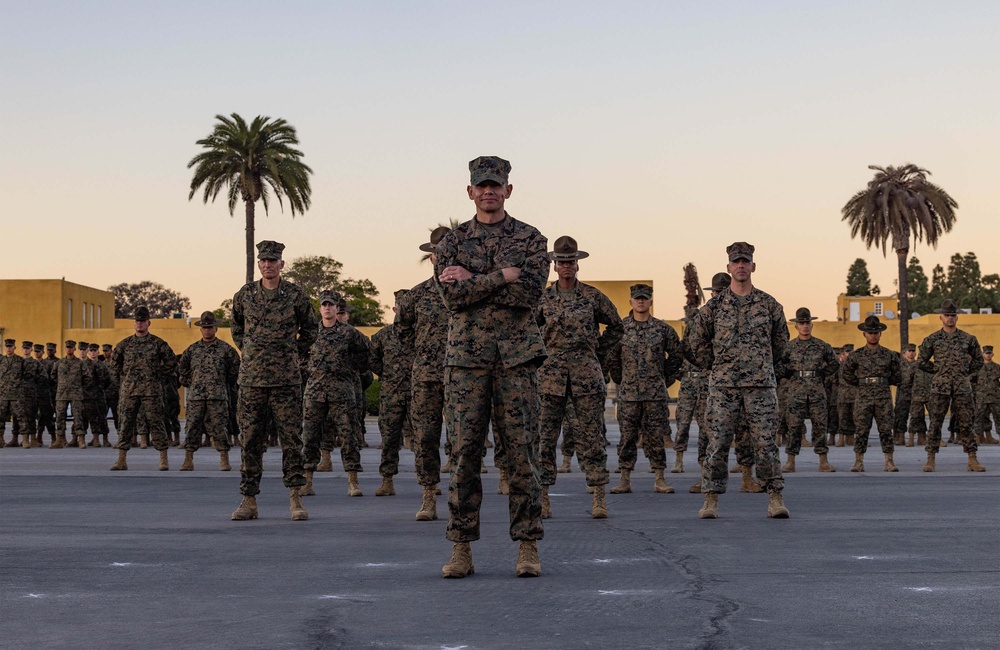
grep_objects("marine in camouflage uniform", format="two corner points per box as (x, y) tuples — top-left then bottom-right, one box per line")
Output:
(779, 307), (839, 472)
(11, 342), (39, 448)
(178, 311), (241, 471)
(1, 340), (36, 448)
(163, 361), (182, 447)
(826, 349), (840, 444)
(435, 156), (546, 579)
(917, 299), (986, 472)
(842, 316), (903, 471)
(535, 236), (622, 518)
(607, 284), (682, 495)
(83, 344), (111, 447)
(37, 343), (59, 446)
(687, 242), (788, 519)
(100, 343), (120, 432)
(895, 344), (917, 446)
(53, 341), (86, 449)
(109, 306), (178, 470)
(907, 357), (933, 446)
(837, 345), (857, 447)
(336, 301), (372, 450)
(230, 241), (318, 521)
(975, 346), (999, 443)
(673, 357), (706, 471)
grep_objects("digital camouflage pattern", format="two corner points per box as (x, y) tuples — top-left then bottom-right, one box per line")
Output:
(179, 338), (240, 452)
(837, 360), (858, 440)
(82, 358), (110, 436)
(238, 386), (307, 494)
(370, 323), (414, 476)
(701, 387), (784, 493)
(895, 357), (917, 435)
(617, 400), (670, 471)
(1, 354), (35, 439)
(53, 355), (85, 440)
(673, 361), (706, 453)
(919, 328), (983, 453)
(780, 336), (840, 455)
(976, 359), (999, 433)
(843, 345), (903, 454)
(538, 392), (607, 486)
(110, 333), (176, 452)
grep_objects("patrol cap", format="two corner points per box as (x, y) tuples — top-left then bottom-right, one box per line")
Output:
(935, 299), (959, 315)
(256, 240), (285, 261)
(319, 291), (340, 306)
(102, 344), (112, 352)
(704, 272), (731, 293)
(78, 341), (88, 350)
(88, 343), (100, 351)
(791, 308), (818, 323)
(336, 299), (354, 313)
(419, 226), (451, 253)
(21, 340), (33, 349)
(984, 345), (994, 354)
(630, 283), (653, 300)
(842, 343), (854, 352)
(903, 343), (916, 352)
(33, 344), (44, 352)
(46, 342), (57, 351)
(194, 311), (218, 327)
(469, 156), (511, 186)
(726, 241), (755, 263)
(393, 289), (409, 300)
(65, 340), (77, 348)
(3, 339), (14, 347)
(134, 305), (150, 321)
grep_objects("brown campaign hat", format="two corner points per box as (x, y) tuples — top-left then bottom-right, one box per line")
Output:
(935, 299), (959, 315)
(790, 307), (818, 323)
(726, 241), (755, 263)
(703, 272), (731, 292)
(419, 226), (451, 253)
(549, 236), (589, 261)
(858, 315), (887, 333)
(630, 283), (653, 299)
(469, 156), (511, 186)
(194, 311), (218, 327)
(256, 240), (285, 260)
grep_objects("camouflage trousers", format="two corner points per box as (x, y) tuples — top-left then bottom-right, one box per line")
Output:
(55, 399), (85, 439)
(786, 389), (830, 455)
(673, 387), (702, 452)
(444, 363), (543, 544)
(35, 398), (56, 440)
(116, 395), (168, 451)
(184, 400), (231, 452)
(84, 399), (110, 436)
(927, 391), (977, 454)
(702, 387), (784, 494)
(2, 399), (35, 441)
(237, 385), (306, 496)
(853, 396), (894, 454)
(559, 401), (578, 457)
(838, 399), (856, 438)
(303, 396), (360, 473)
(978, 401), (999, 433)
(412, 381), (447, 487)
(617, 400), (668, 471)
(908, 398), (930, 436)
(538, 390), (608, 487)
(353, 384), (367, 449)
(378, 389), (412, 477)
(699, 416), (755, 467)
(827, 390), (839, 439)
(893, 396), (911, 435)
(108, 396), (120, 431)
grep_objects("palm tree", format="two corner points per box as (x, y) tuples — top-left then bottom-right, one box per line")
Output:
(842, 164), (958, 347)
(188, 113), (313, 285)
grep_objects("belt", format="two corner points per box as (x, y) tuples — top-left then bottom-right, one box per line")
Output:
(861, 377), (888, 385)
(796, 371), (818, 378)
(684, 372), (702, 379)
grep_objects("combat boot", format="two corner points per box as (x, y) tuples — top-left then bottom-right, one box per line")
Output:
(21, 434), (32, 449)
(158, 449), (169, 471)
(917, 432), (926, 446)
(516, 540), (541, 577)
(481, 463), (488, 474)
(967, 452), (986, 472)
(802, 437), (813, 448)
(922, 452), (936, 472)
(442, 542), (473, 578)
(939, 438), (948, 448)
(219, 450), (231, 471)
(884, 453), (899, 472)
(540, 486), (551, 519)
(850, 452), (864, 472)
(416, 486), (437, 521)
(180, 450), (194, 471)
(77, 434), (86, 449)
(316, 449), (333, 472)
(109, 449), (128, 471)
(441, 459), (454, 473)
(698, 493), (719, 519)
(347, 471), (362, 497)
(49, 436), (64, 449)
(767, 492), (790, 518)
(906, 432), (914, 447)
(231, 495), (258, 520)
(729, 464), (740, 474)
(102, 433), (111, 447)
(689, 479), (702, 493)
(818, 453), (836, 472)
(498, 468), (509, 495)
(591, 485), (608, 519)
(610, 469), (632, 494)
(894, 432), (905, 446)
(289, 487), (308, 520)
(740, 466), (763, 493)
(375, 475), (395, 496)
(140, 434), (148, 449)
(782, 454), (796, 473)
(836, 434), (845, 447)
(557, 454), (572, 473)
(5, 433), (20, 448)
(671, 451), (684, 474)
(303, 470), (316, 496)
(653, 468), (675, 494)
(985, 432), (999, 445)
(90, 434), (101, 447)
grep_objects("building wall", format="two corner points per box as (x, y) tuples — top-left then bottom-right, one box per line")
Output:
(0, 279), (114, 347)
(835, 293), (900, 323)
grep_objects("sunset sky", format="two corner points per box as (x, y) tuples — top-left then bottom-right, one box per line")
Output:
(3, 1), (997, 321)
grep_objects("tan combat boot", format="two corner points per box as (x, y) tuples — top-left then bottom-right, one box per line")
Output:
(158, 449), (169, 471)
(610, 469), (632, 494)
(968, 452), (986, 472)
(498, 468), (509, 495)
(231, 495), (258, 520)
(303, 470), (316, 496)
(592, 485), (608, 519)
(316, 449), (333, 472)
(698, 493), (719, 519)
(803, 437), (813, 448)
(480, 463), (488, 474)
(180, 450), (194, 471)
(653, 468), (675, 494)
(90, 434), (101, 447)
(740, 466), (763, 493)
(690, 463), (703, 493)
(767, 492), (790, 518)
(923, 452), (936, 472)
(219, 450), (231, 471)
(818, 453), (836, 472)
(441, 458), (454, 473)
(102, 433), (111, 447)
(375, 475), (395, 496)
(5, 433), (20, 448)
(729, 464), (740, 474)
(850, 452), (864, 472)
(140, 434), (148, 449)
(671, 451), (684, 474)
(906, 432), (914, 447)
(557, 454), (572, 473)
(782, 454), (796, 473)
(109, 449), (128, 471)
(985, 432), (999, 445)
(77, 435), (86, 449)
(347, 471), (362, 497)
(540, 486), (551, 519)
(442, 542), (473, 578)
(516, 540), (541, 577)
(50, 436), (64, 449)
(289, 487), (308, 520)
(21, 434), (32, 449)
(884, 453), (899, 472)
(416, 486), (437, 521)
(835, 434), (845, 447)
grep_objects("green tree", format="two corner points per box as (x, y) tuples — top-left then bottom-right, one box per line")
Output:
(283, 255), (384, 326)
(845, 258), (874, 295)
(187, 113), (313, 285)
(906, 257), (931, 315)
(929, 264), (947, 309)
(108, 281), (192, 319)
(842, 164), (958, 347)
(338, 278), (384, 327)
(212, 298), (233, 327)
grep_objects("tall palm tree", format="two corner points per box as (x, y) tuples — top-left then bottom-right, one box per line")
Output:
(188, 113), (313, 285)
(842, 164), (958, 347)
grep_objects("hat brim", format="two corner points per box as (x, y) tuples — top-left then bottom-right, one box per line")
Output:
(550, 251), (589, 261)
(470, 173), (508, 186)
(418, 242), (437, 253)
(791, 317), (819, 323)
(728, 255), (753, 263)
(194, 321), (218, 328)
(858, 323), (888, 332)
(631, 293), (652, 300)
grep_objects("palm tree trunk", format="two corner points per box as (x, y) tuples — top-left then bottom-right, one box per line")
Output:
(245, 200), (255, 286)
(897, 248), (909, 348)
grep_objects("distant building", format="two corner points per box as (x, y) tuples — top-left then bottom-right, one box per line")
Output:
(836, 293), (900, 323)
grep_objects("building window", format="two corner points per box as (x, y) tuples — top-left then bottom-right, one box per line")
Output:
(82, 302), (87, 327)
(874, 302), (883, 316)
(67, 299), (73, 327)
(89, 304), (94, 328)
(97, 306), (102, 328)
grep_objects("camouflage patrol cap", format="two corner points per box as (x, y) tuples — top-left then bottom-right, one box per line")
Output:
(791, 307), (818, 323)
(78, 341), (88, 350)
(21, 340), (33, 349)
(935, 299), (959, 315)
(256, 240), (285, 261)
(842, 343), (854, 352)
(726, 241), (755, 262)
(469, 156), (511, 186)
(858, 315), (887, 333)
(550, 236), (589, 261)
(319, 291), (340, 305)
(984, 345), (994, 354)
(88, 343), (99, 351)
(194, 311), (218, 327)
(903, 343), (916, 352)
(46, 342), (57, 350)
(419, 226), (451, 253)
(134, 305), (150, 321)
(65, 340), (77, 348)
(630, 283), (653, 299)
(102, 344), (112, 352)
(33, 344), (44, 352)
(336, 298), (353, 313)
(393, 289), (409, 300)
(704, 272), (731, 292)
(3, 339), (14, 347)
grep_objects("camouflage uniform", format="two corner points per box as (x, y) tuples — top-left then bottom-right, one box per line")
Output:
(688, 287), (787, 494)
(673, 360), (706, 454)
(163, 364), (182, 444)
(607, 314), (682, 471)
(908, 366), (932, 438)
(37, 349), (58, 442)
(231, 278), (318, 496)
(434, 211), (547, 543)
(536, 280), (622, 487)
(82, 355), (111, 438)
(111, 333), (177, 452)
(975, 358), (999, 435)
(895, 357), (917, 437)
(837, 359), (858, 442)
(779, 336), (839, 456)
(178, 338), (240, 452)
(53, 352), (86, 442)
(370, 322), (413, 477)
(843, 344), (903, 454)
(101, 346), (120, 430)
(918, 328), (983, 454)
(1, 351), (35, 443)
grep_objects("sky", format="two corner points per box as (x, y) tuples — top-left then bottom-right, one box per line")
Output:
(2, 1), (997, 321)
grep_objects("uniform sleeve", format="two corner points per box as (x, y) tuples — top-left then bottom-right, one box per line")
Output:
(662, 323), (683, 387)
(226, 346), (241, 388)
(110, 341), (126, 386)
(231, 289), (246, 351)
(178, 347), (192, 387)
(369, 331), (385, 377)
(607, 342), (623, 385)
(770, 301), (788, 372)
(968, 336), (984, 378)
(595, 293), (624, 362)
(822, 344), (840, 380)
(352, 331), (371, 375)
(687, 304), (715, 371)
(917, 336), (936, 374)
(434, 234), (506, 311)
(492, 229), (550, 310)
(889, 352), (903, 386)
(295, 291), (319, 360)
(160, 340), (177, 377)
(396, 290), (417, 355)
(843, 353), (860, 387)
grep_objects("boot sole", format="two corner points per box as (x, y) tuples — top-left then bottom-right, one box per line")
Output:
(768, 510), (790, 519)
(416, 512), (437, 521)
(654, 487), (675, 494)
(231, 512), (258, 520)
(698, 511), (718, 519)
(291, 513), (309, 521)
(516, 567), (541, 577)
(442, 566), (473, 578)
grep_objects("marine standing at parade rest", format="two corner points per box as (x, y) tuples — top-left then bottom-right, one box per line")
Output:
(535, 236), (623, 519)
(52, 341), (85, 449)
(434, 155), (547, 579)
(1, 339), (35, 448)
(842, 315), (903, 472)
(975, 345), (999, 444)
(230, 241), (319, 521)
(606, 283), (682, 495)
(896, 344), (917, 447)
(37, 343), (59, 447)
(31, 343), (55, 447)
(83, 343), (112, 448)
(836, 344), (857, 448)
(918, 299), (986, 472)
(109, 306), (178, 471)
(687, 242), (789, 519)
(178, 311), (241, 472)
(100, 343), (120, 432)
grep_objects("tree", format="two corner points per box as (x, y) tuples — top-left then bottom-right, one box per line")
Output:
(283, 255), (384, 326)
(339, 278), (384, 326)
(187, 113), (313, 285)
(906, 257), (931, 315)
(845, 258), (874, 296)
(108, 281), (192, 319)
(212, 299), (233, 327)
(842, 164), (958, 347)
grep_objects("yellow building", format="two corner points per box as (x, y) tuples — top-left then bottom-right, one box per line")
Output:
(835, 293), (900, 324)
(0, 279), (116, 347)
